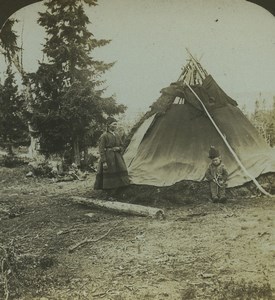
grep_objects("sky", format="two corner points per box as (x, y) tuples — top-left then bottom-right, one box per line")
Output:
(2, 0), (275, 120)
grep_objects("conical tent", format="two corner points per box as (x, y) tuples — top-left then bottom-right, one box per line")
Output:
(124, 53), (275, 188)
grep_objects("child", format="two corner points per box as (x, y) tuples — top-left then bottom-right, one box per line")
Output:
(205, 146), (229, 203)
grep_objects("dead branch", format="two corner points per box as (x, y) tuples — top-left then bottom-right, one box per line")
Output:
(186, 212), (207, 218)
(68, 222), (121, 253)
(57, 226), (86, 236)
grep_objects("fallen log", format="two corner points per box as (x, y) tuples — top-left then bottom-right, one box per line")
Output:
(70, 196), (165, 219)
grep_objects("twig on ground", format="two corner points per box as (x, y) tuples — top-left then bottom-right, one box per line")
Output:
(57, 227), (86, 235)
(68, 222), (122, 253)
(92, 291), (106, 297)
(91, 288), (113, 297)
(186, 212), (207, 218)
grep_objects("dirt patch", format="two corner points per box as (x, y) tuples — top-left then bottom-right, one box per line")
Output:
(0, 166), (274, 299)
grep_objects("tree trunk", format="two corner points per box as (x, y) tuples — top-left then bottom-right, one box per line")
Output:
(73, 137), (81, 166)
(7, 52), (40, 160)
(27, 122), (40, 159)
(7, 142), (13, 156)
(83, 146), (89, 167)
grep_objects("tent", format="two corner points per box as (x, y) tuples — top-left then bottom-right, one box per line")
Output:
(124, 52), (275, 190)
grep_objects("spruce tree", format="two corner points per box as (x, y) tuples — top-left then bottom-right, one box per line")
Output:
(0, 19), (20, 63)
(0, 66), (28, 154)
(29, 0), (126, 163)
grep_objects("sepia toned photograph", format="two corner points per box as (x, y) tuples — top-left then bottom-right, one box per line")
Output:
(0, 0), (274, 299)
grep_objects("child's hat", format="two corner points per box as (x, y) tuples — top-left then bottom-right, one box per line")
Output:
(208, 146), (220, 159)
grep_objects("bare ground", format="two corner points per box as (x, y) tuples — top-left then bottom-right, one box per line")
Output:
(0, 166), (274, 300)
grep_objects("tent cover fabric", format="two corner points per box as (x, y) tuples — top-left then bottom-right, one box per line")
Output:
(124, 72), (275, 188)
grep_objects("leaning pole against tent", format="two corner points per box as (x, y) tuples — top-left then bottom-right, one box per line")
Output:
(184, 49), (272, 197)
(123, 51), (275, 192)
(184, 81), (271, 197)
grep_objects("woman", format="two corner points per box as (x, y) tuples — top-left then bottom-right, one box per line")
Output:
(94, 117), (130, 191)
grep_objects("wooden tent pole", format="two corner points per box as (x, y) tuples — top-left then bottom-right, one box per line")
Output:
(186, 48), (207, 79)
(185, 81), (273, 197)
(177, 60), (192, 81)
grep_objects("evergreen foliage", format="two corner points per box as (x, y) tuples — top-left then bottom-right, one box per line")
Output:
(28, 0), (126, 161)
(0, 66), (29, 154)
(0, 19), (20, 63)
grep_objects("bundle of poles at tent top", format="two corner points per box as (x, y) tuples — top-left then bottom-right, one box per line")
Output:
(180, 49), (273, 197)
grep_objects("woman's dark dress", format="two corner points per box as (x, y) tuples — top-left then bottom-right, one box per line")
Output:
(94, 131), (130, 190)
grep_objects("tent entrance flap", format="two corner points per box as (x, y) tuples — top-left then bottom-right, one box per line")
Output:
(124, 114), (156, 168)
